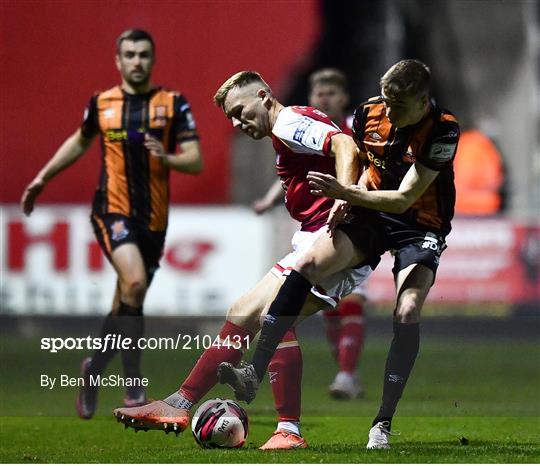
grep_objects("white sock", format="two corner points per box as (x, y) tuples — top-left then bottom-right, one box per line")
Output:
(277, 421), (300, 436)
(163, 391), (193, 410)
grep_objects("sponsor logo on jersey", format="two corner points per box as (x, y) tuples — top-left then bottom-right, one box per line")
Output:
(105, 129), (148, 142)
(110, 220), (129, 242)
(367, 151), (386, 170)
(293, 118), (314, 143)
(106, 129), (129, 141)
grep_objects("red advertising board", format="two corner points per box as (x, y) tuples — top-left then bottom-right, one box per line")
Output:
(366, 219), (539, 305)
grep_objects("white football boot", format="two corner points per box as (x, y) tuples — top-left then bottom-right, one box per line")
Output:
(366, 421), (392, 449)
(329, 371), (363, 399)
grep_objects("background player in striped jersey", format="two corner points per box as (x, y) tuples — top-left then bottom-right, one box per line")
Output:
(21, 29), (203, 419)
(113, 70), (372, 449)
(218, 59), (460, 450)
(253, 68), (367, 400)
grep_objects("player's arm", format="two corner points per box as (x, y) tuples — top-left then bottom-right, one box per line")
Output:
(145, 136), (203, 174)
(21, 129), (94, 216)
(330, 133), (360, 189)
(252, 179), (285, 215)
(308, 161), (439, 214)
(326, 133), (360, 229)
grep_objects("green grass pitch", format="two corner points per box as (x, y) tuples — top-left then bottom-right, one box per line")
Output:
(1, 333), (539, 463)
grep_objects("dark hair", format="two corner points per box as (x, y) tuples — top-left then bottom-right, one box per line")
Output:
(116, 29), (155, 55)
(380, 59), (431, 99)
(309, 68), (348, 93)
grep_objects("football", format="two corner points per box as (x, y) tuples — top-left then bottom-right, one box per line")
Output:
(191, 398), (249, 448)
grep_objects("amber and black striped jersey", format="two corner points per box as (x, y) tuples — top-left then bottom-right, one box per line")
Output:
(352, 96), (459, 236)
(80, 86), (199, 231)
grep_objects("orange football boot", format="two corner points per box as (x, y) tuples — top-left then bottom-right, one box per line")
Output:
(259, 429), (308, 450)
(113, 400), (189, 434)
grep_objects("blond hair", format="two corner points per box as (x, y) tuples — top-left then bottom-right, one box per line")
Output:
(213, 71), (271, 108)
(380, 59), (431, 99)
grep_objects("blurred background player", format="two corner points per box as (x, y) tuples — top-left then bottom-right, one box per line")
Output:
(252, 68), (366, 399)
(20, 29), (203, 419)
(113, 71), (371, 449)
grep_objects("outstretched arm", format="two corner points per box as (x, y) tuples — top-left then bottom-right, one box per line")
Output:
(144, 136), (203, 174)
(308, 161), (439, 214)
(21, 129), (94, 216)
(252, 179), (285, 215)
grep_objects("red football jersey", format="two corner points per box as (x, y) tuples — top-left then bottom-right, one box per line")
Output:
(271, 106), (342, 231)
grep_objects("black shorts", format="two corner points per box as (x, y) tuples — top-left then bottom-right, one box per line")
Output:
(90, 212), (166, 280)
(337, 208), (447, 278)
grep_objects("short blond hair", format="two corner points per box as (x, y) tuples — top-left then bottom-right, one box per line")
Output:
(213, 71), (271, 108)
(380, 59), (431, 99)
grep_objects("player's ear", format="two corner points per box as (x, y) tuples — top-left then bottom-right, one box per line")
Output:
(115, 54), (121, 72)
(258, 89), (271, 107)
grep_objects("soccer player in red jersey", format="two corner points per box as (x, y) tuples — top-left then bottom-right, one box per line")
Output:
(21, 29), (203, 419)
(253, 68), (367, 399)
(218, 60), (460, 450)
(113, 71), (372, 449)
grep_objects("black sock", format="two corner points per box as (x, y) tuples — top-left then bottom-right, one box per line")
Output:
(88, 311), (119, 376)
(373, 322), (420, 429)
(117, 301), (144, 381)
(251, 271), (312, 381)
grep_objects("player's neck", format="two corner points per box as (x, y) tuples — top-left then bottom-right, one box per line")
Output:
(268, 101), (285, 133)
(121, 80), (153, 95)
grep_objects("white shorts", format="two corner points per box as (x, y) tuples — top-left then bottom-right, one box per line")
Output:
(271, 227), (372, 308)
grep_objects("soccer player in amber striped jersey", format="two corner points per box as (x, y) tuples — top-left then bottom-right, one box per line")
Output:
(21, 29), (203, 419)
(308, 59), (460, 449)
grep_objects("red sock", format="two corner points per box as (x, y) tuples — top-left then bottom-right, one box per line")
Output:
(323, 309), (341, 362)
(336, 297), (365, 374)
(268, 328), (302, 422)
(179, 321), (253, 403)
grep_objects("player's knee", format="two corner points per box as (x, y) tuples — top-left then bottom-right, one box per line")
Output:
(120, 277), (147, 303)
(394, 298), (421, 323)
(226, 301), (260, 333)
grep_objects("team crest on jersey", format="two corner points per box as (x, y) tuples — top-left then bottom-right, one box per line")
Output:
(111, 220), (129, 242)
(153, 106), (168, 127)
